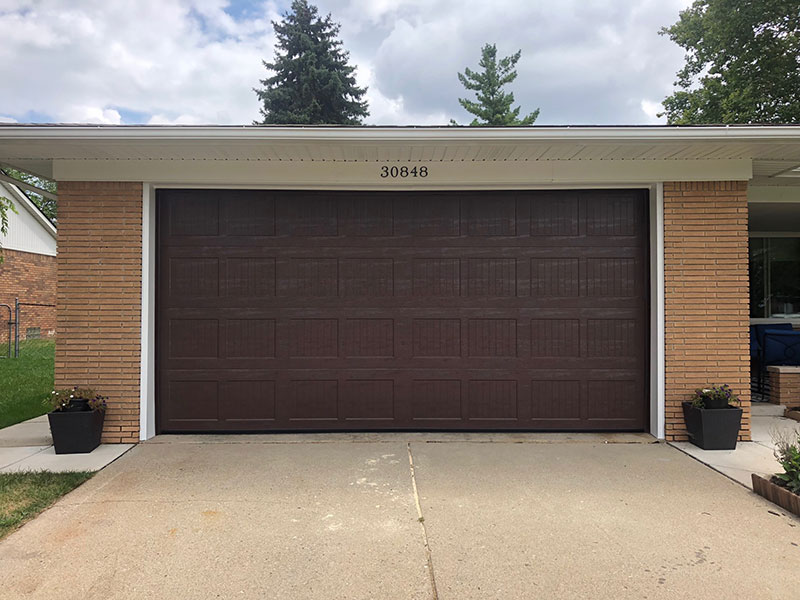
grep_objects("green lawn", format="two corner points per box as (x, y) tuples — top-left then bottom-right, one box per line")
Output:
(0, 339), (55, 429)
(0, 471), (93, 540)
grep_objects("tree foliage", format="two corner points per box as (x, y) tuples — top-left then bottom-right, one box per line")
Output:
(1, 167), (57, 223)
(255, 0), (368, 125)
(660, 0), (800, 124)
(453, 43), (539, 126)
(0, 195), (17, 263)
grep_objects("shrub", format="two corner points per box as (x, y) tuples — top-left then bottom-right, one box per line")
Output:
(773, 428), (800, 495)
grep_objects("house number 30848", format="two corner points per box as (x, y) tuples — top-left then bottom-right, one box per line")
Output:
(380, 165), (428, 178)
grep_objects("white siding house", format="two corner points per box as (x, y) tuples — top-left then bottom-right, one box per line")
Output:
(0, 181), (56, 256)
(0, 180), (57, 343)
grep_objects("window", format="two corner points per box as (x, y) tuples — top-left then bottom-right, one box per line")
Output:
(750, 237), (800, 318)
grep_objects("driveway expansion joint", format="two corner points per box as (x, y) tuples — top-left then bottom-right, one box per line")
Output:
(407, 442), (439, 600)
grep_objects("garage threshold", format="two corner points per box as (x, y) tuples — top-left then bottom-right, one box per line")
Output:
(145, 431), (657, 445)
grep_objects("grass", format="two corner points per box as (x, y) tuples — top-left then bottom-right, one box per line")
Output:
(0, 339), (55, 429)
(0, 471), (94, 540)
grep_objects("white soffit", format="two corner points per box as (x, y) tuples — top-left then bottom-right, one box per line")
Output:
(1, 125), (799, 183)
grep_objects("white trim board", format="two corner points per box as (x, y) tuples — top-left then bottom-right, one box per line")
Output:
(139, 184), (156, 441)
(651, 183), (665, 439)
(749, 186), (800, 203)
(54, 158), (751, 185)
(138, 183), (667, 440)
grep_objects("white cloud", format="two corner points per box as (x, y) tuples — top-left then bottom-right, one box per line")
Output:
(0, 116), (17, 123)
(59, 106), (122, 124)
(0, 0), (695, 126)
(640, 100), (665, 124)
(355, 63), (449, 126)
(0, 0), (281, 124)
(147, 113), (207, 125)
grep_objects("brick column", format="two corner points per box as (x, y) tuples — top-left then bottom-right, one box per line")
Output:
(768, 367), (800, 409)
(663, 181), (750, 441)
(56, 182), (142, 443)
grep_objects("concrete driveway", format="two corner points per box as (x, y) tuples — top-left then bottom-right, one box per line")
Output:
(1, 435), (798, 599)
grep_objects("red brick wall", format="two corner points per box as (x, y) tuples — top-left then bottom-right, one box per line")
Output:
(0, 248), (56, 344)
(56, 182), (142, 443)
(663, 181), (751, 441)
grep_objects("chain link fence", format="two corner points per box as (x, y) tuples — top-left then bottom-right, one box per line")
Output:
(0, 298), (56, 358)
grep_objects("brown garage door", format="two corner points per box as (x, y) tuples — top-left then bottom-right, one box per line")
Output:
(157, 189), (649, 432)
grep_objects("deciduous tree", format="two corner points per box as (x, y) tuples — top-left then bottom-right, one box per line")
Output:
(660, 0), (800, 124)
(1, 167), (57, 223)
(0, 195), (17, 262)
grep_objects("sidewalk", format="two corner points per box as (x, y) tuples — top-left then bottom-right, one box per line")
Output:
(670, 403), (800, 488)
(0, 415), (134, 472)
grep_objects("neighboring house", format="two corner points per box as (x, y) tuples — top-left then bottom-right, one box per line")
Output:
(0, 124), (798, 445)
(0, 179), (57, 346)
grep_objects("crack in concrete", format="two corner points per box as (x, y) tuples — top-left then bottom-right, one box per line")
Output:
(407, 442), (439, 600)
(0, 446), (49, 470)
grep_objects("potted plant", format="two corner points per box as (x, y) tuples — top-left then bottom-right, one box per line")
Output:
(45, 386), (108, 454)
(752, 428), (800, 517)
(681, 384), (743, 450)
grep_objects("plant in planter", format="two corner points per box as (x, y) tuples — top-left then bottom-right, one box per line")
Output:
(682, 384), (743, 450)
(752, 427), (800, 517)
(45, 386), (107, 454)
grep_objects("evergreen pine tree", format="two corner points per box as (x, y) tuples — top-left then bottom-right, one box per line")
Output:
(255, 0), (368, 125)
(453, 43), (539, 126)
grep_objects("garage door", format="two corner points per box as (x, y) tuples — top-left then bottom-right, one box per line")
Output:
(157, 189), (649, 432)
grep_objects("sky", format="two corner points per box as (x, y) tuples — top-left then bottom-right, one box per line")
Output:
(0, 0), (694, 126)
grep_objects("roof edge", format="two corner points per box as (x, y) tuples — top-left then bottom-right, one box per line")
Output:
(1, 124), (800, 143)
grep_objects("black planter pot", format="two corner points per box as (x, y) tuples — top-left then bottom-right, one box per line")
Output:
(702, 396), (730, 410)
(682, 402), (742, 450)
(63, 398), (90, 412)
(48, 409), (105, 454)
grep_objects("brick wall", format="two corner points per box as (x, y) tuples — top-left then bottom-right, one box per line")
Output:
(0, 249), (56, 344)
(52, 180), (752, 443)
(768, 367), (800, 409)
(664, 181), (751, 441)
(56, 182), (142, 443)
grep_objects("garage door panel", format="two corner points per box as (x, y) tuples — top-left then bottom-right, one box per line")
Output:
(159, 316), (645, 366)
(225, 257), (277, 297)
(277, 195), (338, 236)
(219, 380), (277, 422)
(463, 197), (518, 236)
(338, 196), (394, 236)
(166, 191), (219, 237)
(163, 250), (644, 301)
(411, 380), (463, 420)
(164, 380), (219, 423)
(223, 194), (276, 236)
(157, 189), (649, 432)
(161, 235), (644, 249)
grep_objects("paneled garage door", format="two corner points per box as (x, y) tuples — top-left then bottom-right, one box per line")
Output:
(157, 189), (649, 432)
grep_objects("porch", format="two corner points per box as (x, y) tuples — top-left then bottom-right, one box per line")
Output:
(748, 192), (800, 408)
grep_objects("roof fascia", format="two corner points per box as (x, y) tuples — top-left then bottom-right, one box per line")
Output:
(1, 125), (800, 144)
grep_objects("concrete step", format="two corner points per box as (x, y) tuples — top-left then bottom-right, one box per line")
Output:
(751, 403), (785, 417)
